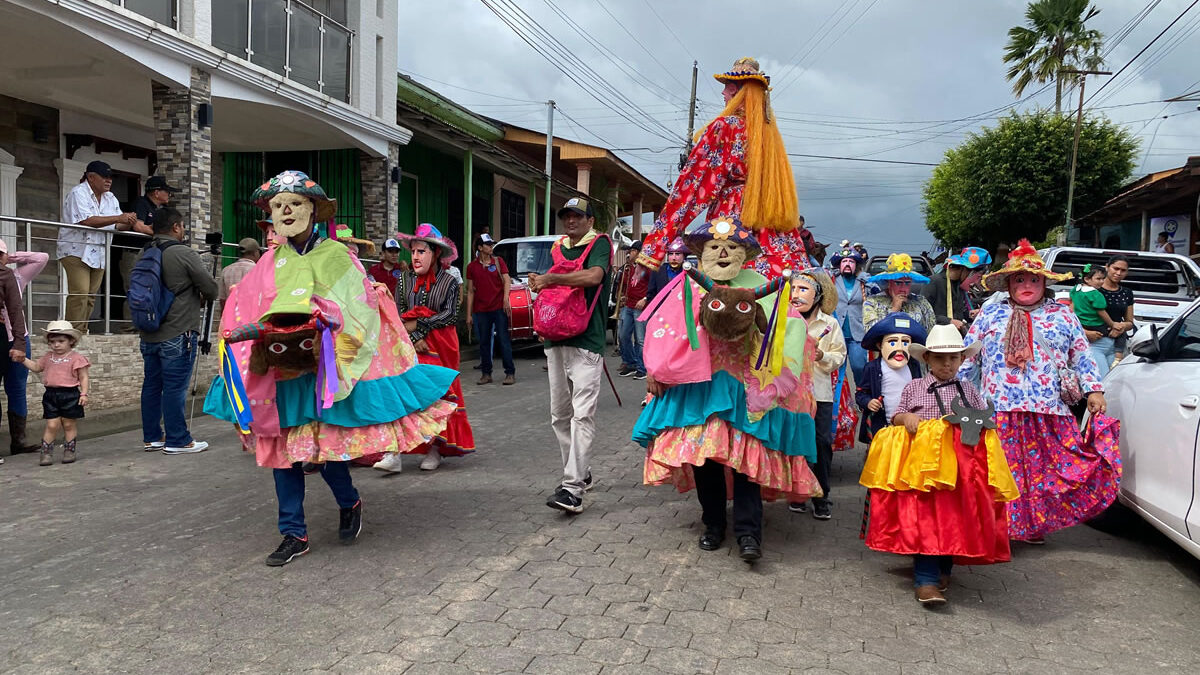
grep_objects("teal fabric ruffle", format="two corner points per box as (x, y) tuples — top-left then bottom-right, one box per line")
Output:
(204, 363), (457, 428)
(632, 370), (817, 461)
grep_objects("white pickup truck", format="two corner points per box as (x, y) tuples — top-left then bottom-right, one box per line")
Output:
(1040, 246), (1200, 326)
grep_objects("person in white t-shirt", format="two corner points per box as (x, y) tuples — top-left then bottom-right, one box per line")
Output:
(58, 161), (141, 332)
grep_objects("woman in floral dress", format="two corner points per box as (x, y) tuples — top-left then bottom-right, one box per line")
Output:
(961, 240), (1121, 544)
(637, 57), (806, 278)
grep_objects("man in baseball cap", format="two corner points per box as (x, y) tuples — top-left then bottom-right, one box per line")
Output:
(556, 196), (594, 219)
(367, 237), (406, 295)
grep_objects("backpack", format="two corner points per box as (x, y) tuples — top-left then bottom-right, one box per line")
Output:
(129, 240), (185, 333)
(532, 234), (609, 342)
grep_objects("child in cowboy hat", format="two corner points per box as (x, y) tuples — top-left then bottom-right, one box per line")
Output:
(23, 320), (91, 466)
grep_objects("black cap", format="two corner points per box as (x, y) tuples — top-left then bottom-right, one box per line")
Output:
(85, 161), (112, 178)
(144, 175), (179, 193)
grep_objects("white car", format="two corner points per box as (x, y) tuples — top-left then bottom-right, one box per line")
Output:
(1103, 300), (1200, 560)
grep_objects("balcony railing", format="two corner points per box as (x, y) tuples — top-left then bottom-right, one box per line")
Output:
(212, 0), (353, 103)
(108, 0), (178, 29)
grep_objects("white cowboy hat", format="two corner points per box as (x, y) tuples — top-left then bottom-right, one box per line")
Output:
(42, 320), (82, 342)
(910, 321), (981, 359)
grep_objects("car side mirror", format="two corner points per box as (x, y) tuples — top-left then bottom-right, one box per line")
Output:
(1131, 323), (1162, 360)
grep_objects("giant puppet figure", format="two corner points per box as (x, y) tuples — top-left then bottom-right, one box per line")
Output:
(205, 170), (459, 567)
(633, 217), (819, 562)
(638, 58), (806, 279)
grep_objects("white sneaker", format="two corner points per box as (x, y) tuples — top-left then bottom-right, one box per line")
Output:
(372, 453), (404, 473)
(163, 440), (209, 455)
(420, 451), (441, 471)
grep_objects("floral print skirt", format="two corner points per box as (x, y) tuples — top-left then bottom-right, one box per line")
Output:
(995, 412), (1121, 540)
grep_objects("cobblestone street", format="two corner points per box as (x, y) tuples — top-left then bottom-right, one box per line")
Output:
(2, 350), (1199, 674)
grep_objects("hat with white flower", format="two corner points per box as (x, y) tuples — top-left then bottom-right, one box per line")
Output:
(683, 217), (761, 258)
(251, 170), (337, 223)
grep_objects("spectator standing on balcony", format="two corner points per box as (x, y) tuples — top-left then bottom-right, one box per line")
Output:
(367, 238), (407, 296)
(466, 233), (515, 386)
(58, 161), (142, 332)
(219, 238), (261, 302)
(0, 240), (46, 455)
(137, 207), (218, 455)
(118, 176), (173, 324)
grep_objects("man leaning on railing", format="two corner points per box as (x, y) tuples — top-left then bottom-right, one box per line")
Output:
(58, 161), (151, 333)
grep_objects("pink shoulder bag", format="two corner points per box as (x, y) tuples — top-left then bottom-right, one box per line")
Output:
(533, 235), (610, 342)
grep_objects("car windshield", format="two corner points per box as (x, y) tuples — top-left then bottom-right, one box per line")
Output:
(867, 257), (932, 276)
(1047, 251), (1192, 296)
(495, 241), (554, 278)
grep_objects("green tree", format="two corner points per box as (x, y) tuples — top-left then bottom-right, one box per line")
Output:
(922, 111), (1138, 251)
(1003, 0), (1105, 113)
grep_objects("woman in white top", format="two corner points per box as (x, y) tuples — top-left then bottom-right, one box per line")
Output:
(788, 269), (847, 520)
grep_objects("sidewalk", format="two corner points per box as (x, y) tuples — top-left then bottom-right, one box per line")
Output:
(2, 351), (1199, 673)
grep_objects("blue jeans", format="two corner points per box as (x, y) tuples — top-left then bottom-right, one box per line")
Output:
(1, 338), (29, 417)
(1089, 336), (1115, 380)
(913, 554), (953, 587)
(140, 331), (197, 447)
(273, 461), (359, 538)
(618, 306), (646, 374)
(474, 309), (514, 376)
(845, 338), (868, 385)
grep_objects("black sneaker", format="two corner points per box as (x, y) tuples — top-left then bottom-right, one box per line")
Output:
(788, 501), (808, 513)
(266, 535), (310, 566)
(546, 488), (584, 514)
(618, 366), (635, 377)
(632, 372), (647, 380)
(339, 500), (362, 544)
(812, 500), (832, 520)
(583, 472), (596, 492)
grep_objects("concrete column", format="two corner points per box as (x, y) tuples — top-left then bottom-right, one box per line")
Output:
(575, 162), (591, 195)
(361, 141), (400, 243)
(152, 67), (213, 238)
(630, 193), (644, 241)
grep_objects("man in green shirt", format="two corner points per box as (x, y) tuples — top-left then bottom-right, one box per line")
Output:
(529, 197), (611, 513)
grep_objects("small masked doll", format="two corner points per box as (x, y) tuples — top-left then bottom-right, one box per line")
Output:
(855, 312), (927, 441)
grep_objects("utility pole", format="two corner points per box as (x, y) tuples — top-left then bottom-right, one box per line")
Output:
(681, 61), (698, 170)
(544, 100), (555, 236)
(1062, 69), (1111, 242)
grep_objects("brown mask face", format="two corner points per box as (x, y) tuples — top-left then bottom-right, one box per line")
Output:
(248, 328), (318, 376)
(699, 285), (767, 342)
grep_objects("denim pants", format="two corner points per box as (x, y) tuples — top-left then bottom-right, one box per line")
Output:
(474, 309), (515, 376)
(845, 338), (868, 385)
(618, 306), (646, 374)
(2, 341), (31, 417)
(1089, 336), (1115, 380)
(273, 461), (359, 538)
(913, 554), (953, 587)
(140, 331), (197, 447)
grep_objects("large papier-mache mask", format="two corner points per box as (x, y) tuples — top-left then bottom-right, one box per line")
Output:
(685, 264), (785, 342)
(880, 333), (913, 370)
(251, 170), (338, 239)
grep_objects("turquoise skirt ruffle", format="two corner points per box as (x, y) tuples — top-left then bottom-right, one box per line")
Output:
(204, 363), (458, 429)
(632, 370), (817, 461)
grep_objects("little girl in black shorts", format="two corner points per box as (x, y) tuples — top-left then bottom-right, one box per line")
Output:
(23, 320), (90, 466)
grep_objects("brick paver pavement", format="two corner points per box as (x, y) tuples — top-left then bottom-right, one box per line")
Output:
(2, 350), (1199, 674)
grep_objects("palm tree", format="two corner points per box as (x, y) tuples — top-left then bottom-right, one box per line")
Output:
(1003, 0), (1105, 113)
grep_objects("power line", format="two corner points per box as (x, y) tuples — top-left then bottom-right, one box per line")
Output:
(787, 153), (936, 166)
(1084, 0), (1200, 106)
(775, 0), (881, 96)
(397, 67), (541, 103)
(593, 0), (691, 94)
(637, 0), (697, 63)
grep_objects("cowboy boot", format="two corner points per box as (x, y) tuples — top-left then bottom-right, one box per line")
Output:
(9, 412), (39, 454)
(38, 441), (53, 466)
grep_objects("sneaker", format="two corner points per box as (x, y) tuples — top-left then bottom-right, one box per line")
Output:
(163, 441), (209, 455)
(420, 451), (441, 471)
(915, 584), (947, 606)
(143, 439), (166, 452)
(502, 373), (515, 386)
(641, 393), (652, 408)
(583, 472), (596, 492)
(372, 453), (404, 473)
(546, 487), (584, 514)
(338, 500), (362, 544)
(632, 371), (647, 380)
(477, 374), (492, 385)
(938, 575), (950, 593)
(266, 535), (310, 566)
(812, 500), (832, 520)
(788, 501), (808, 513)
(618, 366), (636, 377)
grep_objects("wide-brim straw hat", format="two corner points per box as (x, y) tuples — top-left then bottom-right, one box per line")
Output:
(981, 238), (1071, 292)
(714, 57), (770, 87)
(910, 322), (982, 359)
(251, 170), (338, 224)
(395, 223), (459, 267)
(43, 320), (82, 342)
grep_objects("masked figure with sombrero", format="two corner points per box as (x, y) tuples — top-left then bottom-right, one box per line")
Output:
(204, 171), (459, 566)
(634, 217), (819, 562)
(638, 58), (807, 280)
(863, 253), (936, 334)
(962, 239), (1120, 545)
(366, 223), (475, 473)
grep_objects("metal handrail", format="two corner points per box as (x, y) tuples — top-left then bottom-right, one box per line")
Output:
(108, 0), (179, 29)
(0, 215), (243, 337)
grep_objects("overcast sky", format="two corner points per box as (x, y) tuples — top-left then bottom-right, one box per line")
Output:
(397, 0), (1200, 254)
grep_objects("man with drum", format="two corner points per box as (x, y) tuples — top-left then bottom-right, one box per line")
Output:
(466, 233), (515, 385)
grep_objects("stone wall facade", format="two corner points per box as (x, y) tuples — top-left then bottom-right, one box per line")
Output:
(23, 334), (220, 422)
(152, 67), (214, 238)
(360, 142), (400, 243)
